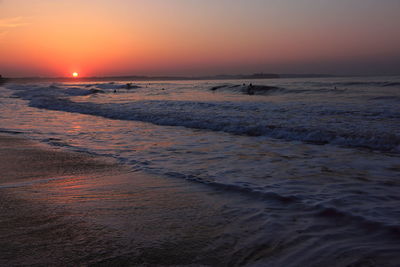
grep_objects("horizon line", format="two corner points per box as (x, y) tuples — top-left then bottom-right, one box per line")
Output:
(5, 73), (398, 80)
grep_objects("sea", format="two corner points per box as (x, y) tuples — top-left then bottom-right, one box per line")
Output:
(0, 76), (399, 266)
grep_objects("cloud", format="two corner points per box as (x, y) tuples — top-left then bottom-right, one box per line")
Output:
(0, 17), (29, 41)
(0, 17), (29, 28)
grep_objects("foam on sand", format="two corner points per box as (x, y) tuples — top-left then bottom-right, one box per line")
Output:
(1, 133), (400, 266)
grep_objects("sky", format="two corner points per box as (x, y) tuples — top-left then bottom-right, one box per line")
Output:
(0, 0), (399, 77)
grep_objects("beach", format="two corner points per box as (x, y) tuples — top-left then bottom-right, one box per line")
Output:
(1, 133), (399, 266)
(1, 77), (400, 266)
(0, 133), (245, 266)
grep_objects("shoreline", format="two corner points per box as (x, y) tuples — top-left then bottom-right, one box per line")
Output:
(1, 133), (399, 266)
(0, 134), (117, 185)
(0, 133), (256, 266)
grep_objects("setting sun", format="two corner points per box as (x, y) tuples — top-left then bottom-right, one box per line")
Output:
(72, 72), (79, 78)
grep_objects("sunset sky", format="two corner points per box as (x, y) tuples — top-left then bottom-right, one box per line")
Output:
(1, 0), (399, 77)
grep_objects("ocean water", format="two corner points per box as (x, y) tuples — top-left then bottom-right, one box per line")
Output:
(1, 76), (400, 265)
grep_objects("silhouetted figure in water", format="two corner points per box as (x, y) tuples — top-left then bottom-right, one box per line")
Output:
(114, 89), (117, 93)
(247, 83), (254, 95)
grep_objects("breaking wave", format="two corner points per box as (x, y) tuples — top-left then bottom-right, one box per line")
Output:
(10, 83), (400, 153)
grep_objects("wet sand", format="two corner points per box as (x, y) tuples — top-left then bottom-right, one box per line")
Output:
(1, 134), (399, 266)
(0, 134), (259, 266)
(0, 134), (208, 265)
(0, 134), (115, 183)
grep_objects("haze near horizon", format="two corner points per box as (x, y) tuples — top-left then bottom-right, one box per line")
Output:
(1, 0), (399, 77)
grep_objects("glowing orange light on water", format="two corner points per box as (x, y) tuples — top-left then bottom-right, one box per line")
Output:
(72, 72), (79, 78)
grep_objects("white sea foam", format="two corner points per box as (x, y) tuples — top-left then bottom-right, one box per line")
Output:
(9, 82), (400, 152)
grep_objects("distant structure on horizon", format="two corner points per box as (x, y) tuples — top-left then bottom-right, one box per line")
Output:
(6, 72), (337, 83)
(214, 73), (280, 80)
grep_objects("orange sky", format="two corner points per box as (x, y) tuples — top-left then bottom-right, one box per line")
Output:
(1, 0), (400, 77)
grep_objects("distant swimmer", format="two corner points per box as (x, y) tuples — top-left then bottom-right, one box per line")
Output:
(247, 83), (254, 95)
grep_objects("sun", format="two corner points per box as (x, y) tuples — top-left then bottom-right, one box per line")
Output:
(72, 72), (79, 78)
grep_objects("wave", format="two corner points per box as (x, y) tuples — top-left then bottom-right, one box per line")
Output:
(209, 80), (400, 96)
(0, 129), (24, 135)
(14, 94), (399, 152)
(209, 84), (348, 95)
(164, 169), (400, 237)
(308, 81), (400, 88)
(86, 82), (141, 90)
(7, 84), (105, 98)
(7, 83), (400, 152)
(315, 206), (400, 237)
(370, 96), (400, 101)
(382, 82), (400, 87)
(166, 172), (299, 203)
(210, 84), (283, 95)
(208, 83), (384, 96)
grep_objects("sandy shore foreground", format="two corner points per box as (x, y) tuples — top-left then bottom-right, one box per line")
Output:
(1, 134), (398, 267)
(0, 134), (253, 266)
